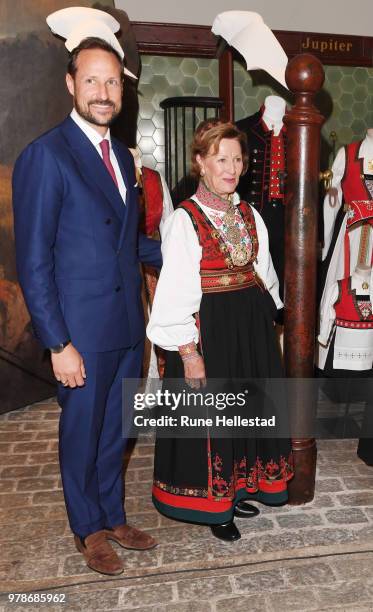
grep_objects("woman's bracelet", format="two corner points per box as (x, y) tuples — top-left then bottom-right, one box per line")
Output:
(181, 352), (201, 363)
(178, 342), (199, 361)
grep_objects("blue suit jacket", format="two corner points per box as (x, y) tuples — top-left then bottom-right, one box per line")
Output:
(12, 116), (162, 352)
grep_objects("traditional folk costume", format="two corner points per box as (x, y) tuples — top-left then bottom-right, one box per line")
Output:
(317, 137), (373, 464)
(318, 139), (373, 369)
(147, 182), (294, 525)
(318, 270), (373, 464)
(136, 162), (173, 378)
(318, 273), (373, 372)
(237, 108), (287, 300)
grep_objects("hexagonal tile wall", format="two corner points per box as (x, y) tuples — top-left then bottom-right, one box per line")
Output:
(136, 55), (373, 178)
(136, 55), (219, 174)
(233, 61), (373, 153)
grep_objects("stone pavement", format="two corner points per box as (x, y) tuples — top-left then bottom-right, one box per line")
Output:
(0, 399), (373, 611)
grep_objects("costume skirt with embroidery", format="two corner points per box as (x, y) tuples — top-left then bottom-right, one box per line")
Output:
(152, 285), (294, 524)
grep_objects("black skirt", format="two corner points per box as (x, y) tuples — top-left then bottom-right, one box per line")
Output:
(319, 332), (373, 466)
(152, 285), (294, 524)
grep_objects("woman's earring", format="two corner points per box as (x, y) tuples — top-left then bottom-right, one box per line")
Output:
(200, 168), (205, 177)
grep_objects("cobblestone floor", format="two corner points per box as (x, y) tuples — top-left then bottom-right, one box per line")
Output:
(0, 399), (373, 611)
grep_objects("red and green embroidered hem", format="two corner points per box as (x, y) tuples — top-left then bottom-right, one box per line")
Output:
(152, 479), (289, 525)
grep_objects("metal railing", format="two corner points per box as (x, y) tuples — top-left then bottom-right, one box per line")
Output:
(160, 97), (223, 205)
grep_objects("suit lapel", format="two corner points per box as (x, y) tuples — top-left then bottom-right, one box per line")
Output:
(112, 140), (130, 232)
(61, 117), (125, 222)
(112, 140), (137, 250)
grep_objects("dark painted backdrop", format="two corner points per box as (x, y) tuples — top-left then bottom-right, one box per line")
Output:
(0, 0), (140, 413)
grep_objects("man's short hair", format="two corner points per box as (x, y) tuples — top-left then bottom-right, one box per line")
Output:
(67, 37), (124, 78)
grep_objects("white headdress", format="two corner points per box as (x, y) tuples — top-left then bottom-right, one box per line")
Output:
(212, 11), (288, 89)
(47, 7), (137, 79)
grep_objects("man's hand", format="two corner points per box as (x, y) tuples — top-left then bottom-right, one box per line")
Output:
(183, 354), (206, 389)
(52, 344), (86, 388)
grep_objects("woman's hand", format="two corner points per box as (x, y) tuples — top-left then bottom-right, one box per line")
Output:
(183, 354), (206, 389)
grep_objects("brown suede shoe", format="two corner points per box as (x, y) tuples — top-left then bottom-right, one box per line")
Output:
(105, 524), (157, 550)
(74, 530), (124, 575)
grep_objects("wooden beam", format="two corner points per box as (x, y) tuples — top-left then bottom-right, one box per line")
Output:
(283, 53), (325, 504)
(131, 21), (373, 67)
(218, 48), (234, 121)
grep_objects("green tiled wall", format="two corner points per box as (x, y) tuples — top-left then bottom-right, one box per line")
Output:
(137, 55), (218, 175)
(233, 61), (373, 170)
(137, 54), (373, 176)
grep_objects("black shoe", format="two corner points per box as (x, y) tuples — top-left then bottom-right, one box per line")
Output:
(210, 521), (241, 541)
(234, 501), (260, 518)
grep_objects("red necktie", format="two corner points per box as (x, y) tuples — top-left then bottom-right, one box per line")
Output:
(99, 139), (118, 188)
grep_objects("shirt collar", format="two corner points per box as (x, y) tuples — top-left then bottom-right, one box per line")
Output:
(70, 108), (111, 149)
(258, 104), (286, 136)
(194, 191), (241, 213)
(232, 192), (241, 206)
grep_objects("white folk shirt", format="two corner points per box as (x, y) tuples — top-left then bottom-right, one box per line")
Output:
(317, 272), (373, 371)
(147, 193), (282, 351)
(70, 108), (127, 204)
(322, 140), (373, 263)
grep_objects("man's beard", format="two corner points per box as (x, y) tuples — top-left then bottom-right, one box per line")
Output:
(75, 98), (121, 127)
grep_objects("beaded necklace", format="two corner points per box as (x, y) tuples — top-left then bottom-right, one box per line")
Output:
(195, 181), (252, 267)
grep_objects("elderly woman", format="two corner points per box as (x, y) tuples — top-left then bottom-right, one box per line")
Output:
(147, 119), (293, 541)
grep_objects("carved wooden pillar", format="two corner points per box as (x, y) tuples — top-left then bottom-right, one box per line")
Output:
(283, 54), (325, 504)
(218, 48), (234, 121)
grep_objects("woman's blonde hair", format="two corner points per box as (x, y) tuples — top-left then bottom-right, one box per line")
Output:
(190, 118), (248, 179)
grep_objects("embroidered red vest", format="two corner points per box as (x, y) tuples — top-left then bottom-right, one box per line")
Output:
(178, 199), (259, 271)
(334, 277), (373, 330)
(139, 167), (164, 238)
(341, 141), (373, 229)
(138, 167), (166, 377)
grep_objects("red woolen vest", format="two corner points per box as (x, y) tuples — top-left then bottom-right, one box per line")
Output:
(334, 277), (373, 330)
(178, 199), (264, 293)
(341, 141), (373, 229)
(178, 199), (259, 271)
(139, 167), (164, 238)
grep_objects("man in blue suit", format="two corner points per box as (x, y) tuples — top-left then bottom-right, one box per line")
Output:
(12, 13), (161, 575)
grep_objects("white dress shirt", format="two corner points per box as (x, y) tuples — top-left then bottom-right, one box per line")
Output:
(147, 194), (282, 351)
(70, 108), (127, 204)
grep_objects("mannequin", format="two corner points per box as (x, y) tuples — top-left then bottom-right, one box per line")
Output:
(317, 129), (373, 466)
(322, 129), (373, 260)
(318, 261), (373, 465)
(237, 95), (287, 302)
(317, 130), (373, 371)
(262, 95), (286, 136)
(130, 148), (173, 378)
(318, 263), (373, 370)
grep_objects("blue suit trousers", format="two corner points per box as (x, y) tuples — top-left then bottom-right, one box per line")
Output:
(57, 342), (143, 537)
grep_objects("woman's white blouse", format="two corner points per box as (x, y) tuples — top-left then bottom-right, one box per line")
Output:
(147, 195), (282, 351)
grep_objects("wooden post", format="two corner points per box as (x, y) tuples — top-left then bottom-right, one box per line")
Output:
(218, 48), (234, 121)
(283, 53), (325, 504)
